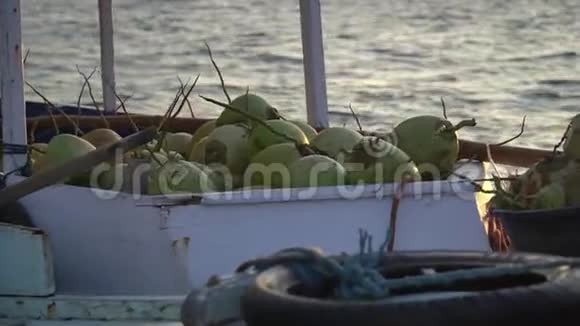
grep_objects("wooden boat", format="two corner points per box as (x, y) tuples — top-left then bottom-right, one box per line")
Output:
(2, 100), (562, 325)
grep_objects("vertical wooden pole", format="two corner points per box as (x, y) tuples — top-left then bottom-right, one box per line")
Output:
(299, 0), (329, 128)
(0, 0), (28, 173)
(98, 0), (116, 112)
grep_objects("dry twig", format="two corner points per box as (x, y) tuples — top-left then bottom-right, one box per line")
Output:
(492, 116), (526, 147)
(22, 49), (31, 65)
(440, 97), (448, 119)
(205, 41), (231, 104)
(76, 66), (110, 129)
(178, 76), (196, 119)
(348, 103), (363, 132)
(112, 89), (139, 132)
(25, 81), (82, 135)
(75, 67), (97, 135)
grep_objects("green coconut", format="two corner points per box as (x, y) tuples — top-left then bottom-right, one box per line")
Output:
(148, 160), (216, 195)
(245, 143), (302, 188)
(288, 155), (346, 188)
(166, 151), (184, 161)
(29, 143), (48, 174)
(186, 161), (232, 192)
(124, 139), (166, 161)
(95, 162), (127, 191)
(162, 132), (193, 157)
(496, 154), (580, 210)
(30, 143), (47, 161)
(38, 134), (96, 185)
(190, 120), (216, 147)
(290, 120), (318, 141)
(82, 128), (122, 148)
(188, 136), (208, 163)
(394, 115), (475, 180)
(344, 137), (421, 185)
(42, 134), (96, 169)
(140, 151), (168, 168)
(248, 120), (308, 157)
(563, 114), (580, 160)
(542, 156), (580, 207)
(311, 127), (363, 159)
(531, 182), (566, 210)
(216, 93), (279, 126)
(204, 124), (251, 176)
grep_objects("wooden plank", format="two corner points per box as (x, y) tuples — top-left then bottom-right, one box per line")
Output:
(0, 0), (28, 172)
(459, 139), (553, 168)
(0, 127), (156, 207)
(98, 0), (116, 112)
(25, 115), (211, 134)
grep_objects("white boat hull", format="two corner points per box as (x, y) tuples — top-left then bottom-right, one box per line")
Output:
(11, 162), (493, 296)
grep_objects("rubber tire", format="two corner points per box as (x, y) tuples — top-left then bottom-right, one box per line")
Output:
(241, 251), (580, 326)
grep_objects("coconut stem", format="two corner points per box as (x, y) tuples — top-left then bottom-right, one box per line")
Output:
(75, 67), (97, 135)
(553, 122), (571, 155)
(158, 84), (186, 133)
(492, 116), (526, 147)
(154, 84), (187, 152)
(440, 97), (448, 120)
(25, 81), (82, 136)
(452, 171), (525, 209)
(178, 76), (196, 119)
(111, 88), (139, 133)
(76, 66), (110, 130)
(22, 48), (31, 65)
(154, 74), (198, 153)
(205, 41), (231, 104)
(348, 103), (363, 132)
(170, 74), (199, 121)
(451, 118), (477, 132)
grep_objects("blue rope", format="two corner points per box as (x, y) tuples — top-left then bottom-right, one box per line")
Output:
(2, 143), (29, 155)
(0, 143), (33, 183)
(242, 226), (578, 301)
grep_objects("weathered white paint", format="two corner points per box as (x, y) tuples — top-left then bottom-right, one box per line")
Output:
(98, 0), (116, 112)
(0, 295), (182, 321)
(0, 223), (54, 296)
(14, 183), (190, 295)
(299, 0), (329, 128)
(9, 162), (491, 296)
(0, 0), (28, 172)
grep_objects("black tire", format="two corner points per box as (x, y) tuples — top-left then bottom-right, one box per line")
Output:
(241, 251), (580, 326)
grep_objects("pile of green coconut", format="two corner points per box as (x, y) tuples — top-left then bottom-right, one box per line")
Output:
(489, 114), (580, 211)
(27, 92), (478, 195)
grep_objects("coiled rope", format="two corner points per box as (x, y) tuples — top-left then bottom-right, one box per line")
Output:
(237, 173), (579, 303)
(238, 227), (578, 301)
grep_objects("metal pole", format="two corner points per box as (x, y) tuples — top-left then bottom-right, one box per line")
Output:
(0, 0), (28, 172)
(98, 0), (116, 112)
(299, 0), (329, 128)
